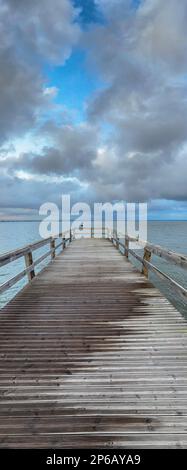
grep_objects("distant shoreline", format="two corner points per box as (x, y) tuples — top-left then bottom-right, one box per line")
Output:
(0, 220), (187, 223)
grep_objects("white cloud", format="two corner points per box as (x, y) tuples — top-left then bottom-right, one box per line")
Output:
(43, 87), (59, 98)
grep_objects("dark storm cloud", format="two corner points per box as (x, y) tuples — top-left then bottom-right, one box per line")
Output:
(0, 49), (46, 144)
(0, 172), (85, 210)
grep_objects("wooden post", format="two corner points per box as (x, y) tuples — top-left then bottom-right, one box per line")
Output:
(116, 236), (119, 250)
(142, 247), (151, 278)
(62, 237), (66, 250)
(91, 227), (93, 238)
(50, 238), (55, 260)
(125, 236), (129, 258)
(113, 231), (116, 246)
(70, 229), (72, 242)
(113, 231), (118, 249)
(24, 250), (35, 282)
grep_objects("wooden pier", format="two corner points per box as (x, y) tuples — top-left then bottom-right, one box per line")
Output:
(0, 232), (187, 448)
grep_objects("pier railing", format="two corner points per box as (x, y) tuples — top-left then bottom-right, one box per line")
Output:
(0, 226), (187, 304)
(109, 231), (187, 302)
(0, 231), (71, 294)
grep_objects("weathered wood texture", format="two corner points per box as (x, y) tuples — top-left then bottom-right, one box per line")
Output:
(0, 238), (187, 448)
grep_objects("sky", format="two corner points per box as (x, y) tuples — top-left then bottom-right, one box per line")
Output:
(0, 0), (187, 220)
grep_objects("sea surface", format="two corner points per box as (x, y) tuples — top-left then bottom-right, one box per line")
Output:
(0, 221), (187, 317)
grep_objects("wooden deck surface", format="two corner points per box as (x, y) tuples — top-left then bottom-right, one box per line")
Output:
(0, 238), (187, 448)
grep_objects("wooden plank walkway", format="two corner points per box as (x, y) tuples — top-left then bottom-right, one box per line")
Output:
(0, 238), (187, 448)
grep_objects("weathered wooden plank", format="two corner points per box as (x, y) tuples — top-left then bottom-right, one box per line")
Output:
(0, 434), (187, 449)
(0, 238), (187, 448)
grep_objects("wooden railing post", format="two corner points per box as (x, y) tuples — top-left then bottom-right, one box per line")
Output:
(116, 236), (119, 250)
(70, 229), (72, 242)
(62, 236), (66, 249)
(125, 236), (129, 258)
(91, 227), (94, 238)
(50, 238), (55, 260)
(24, 250), (35, 282)
(113, 231), (116, 246)
(142, 247), (151, 278)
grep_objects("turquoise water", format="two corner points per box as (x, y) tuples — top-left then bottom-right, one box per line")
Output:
(0, 221), (187, 317)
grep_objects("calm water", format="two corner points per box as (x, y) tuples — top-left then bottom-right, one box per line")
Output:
(0, 221), (187, 317)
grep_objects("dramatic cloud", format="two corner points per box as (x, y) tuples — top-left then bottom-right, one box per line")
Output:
(0, 172), (85, 210)
(83, 0), (187, 201)
(0, 0), (80, 143)
(0, 122), (100, 208)
(1, 0), (187, 215)
(4, 0), (80, 64)
(10, 124), (99, 178)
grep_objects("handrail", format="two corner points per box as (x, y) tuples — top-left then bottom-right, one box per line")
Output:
(0, 237), (52, 268)
(110, 232), (187, 302)
(110, 232), (187, 269)
(0, 231), (72, 295)
(1, 226), (187, 305)
(0, 230), (71, 268)
(127, 236), (187, 270)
